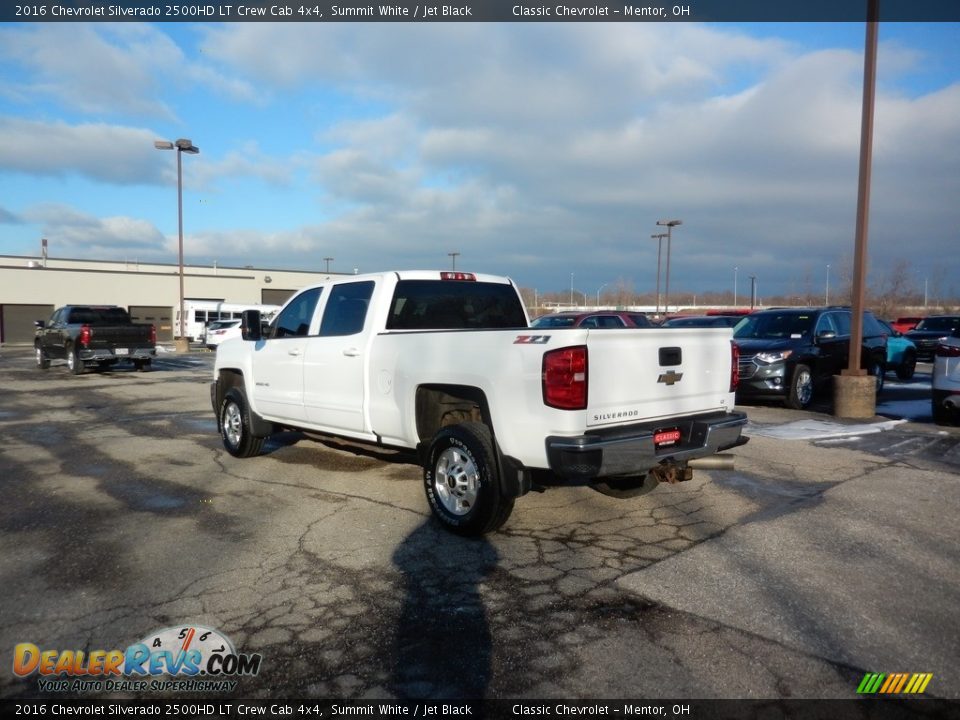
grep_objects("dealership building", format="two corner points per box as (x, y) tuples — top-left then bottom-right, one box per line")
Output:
(0, 254), (337, 345)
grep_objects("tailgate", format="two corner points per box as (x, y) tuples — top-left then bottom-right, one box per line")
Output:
(584, 328), (734, 428)
(88, 325), (153, 348)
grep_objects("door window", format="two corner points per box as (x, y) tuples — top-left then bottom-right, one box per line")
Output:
(815, 314), (838, 337)
(272, 287), (323, 338)
(320, 281), (375, 337)
(832, 312), (852, 336)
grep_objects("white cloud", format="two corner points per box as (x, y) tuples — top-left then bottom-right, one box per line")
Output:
(21, 204), (167, 256)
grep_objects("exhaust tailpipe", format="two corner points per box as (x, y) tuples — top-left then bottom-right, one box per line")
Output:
(687, 454), (736, 471)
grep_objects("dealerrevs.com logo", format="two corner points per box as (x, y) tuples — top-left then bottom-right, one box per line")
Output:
(13, 625), (261, 693)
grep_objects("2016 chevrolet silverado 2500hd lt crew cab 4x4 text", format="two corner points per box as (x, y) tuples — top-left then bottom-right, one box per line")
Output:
(211, 271), (748, 535)
(34, 305), (157, 375)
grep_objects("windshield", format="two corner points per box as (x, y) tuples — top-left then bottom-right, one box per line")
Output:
(734, 312), (813, 340)
(914, 317), (960, 332)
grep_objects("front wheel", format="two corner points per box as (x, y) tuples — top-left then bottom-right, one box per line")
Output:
(219, 387), (266, 458)
(423, 422), (514, 536)
(786, 364), (814, 409)
(896, 351), (916, 381)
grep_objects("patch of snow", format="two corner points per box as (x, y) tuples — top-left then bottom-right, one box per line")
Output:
(748, 418), (905, 441)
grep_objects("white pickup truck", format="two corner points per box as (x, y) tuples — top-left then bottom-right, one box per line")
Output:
(211, 270), (748, 535)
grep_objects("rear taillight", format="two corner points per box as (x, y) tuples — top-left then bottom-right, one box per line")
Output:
(543, 346), (588, 410)
(730, 341), (740, 392)
(937, 343), (960, 358)
(79, 324), (91, 346)
(150, 324), (157, 344)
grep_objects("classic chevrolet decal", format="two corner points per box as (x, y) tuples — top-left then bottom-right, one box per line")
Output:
(657, 370), (683, 385)
(514, 335), (551, 344)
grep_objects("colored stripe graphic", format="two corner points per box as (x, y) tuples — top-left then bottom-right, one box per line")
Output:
(857, 672), (932, 694)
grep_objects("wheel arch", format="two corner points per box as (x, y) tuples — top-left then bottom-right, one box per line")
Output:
(215, 368), (274, 437)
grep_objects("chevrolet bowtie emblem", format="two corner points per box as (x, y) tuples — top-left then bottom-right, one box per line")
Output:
(657, 370), (684, 385)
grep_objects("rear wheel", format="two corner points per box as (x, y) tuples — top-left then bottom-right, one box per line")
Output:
(35, 345), (50, 370)
(219, 387), (266, 458)
(134, 359), (152, 372)
(932, 399), (954, 426)
(786, 364), (813, 409)
(592, 473), (659, 499)
(66, 345), (84, 375)
(869, 360), (885, 394)
(424, 422), (513, 536)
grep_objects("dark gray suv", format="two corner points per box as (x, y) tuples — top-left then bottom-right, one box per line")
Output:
(734, 307), (888, 410)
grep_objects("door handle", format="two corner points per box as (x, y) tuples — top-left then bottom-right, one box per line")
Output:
(343, 348), (361, 357)
(288, 348), (301, 356)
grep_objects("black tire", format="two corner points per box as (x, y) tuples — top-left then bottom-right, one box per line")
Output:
(219, 387), (266, 458)
(592, 474), (660, 499)
(35, 344), (50, 370)
(66, 344), (84, 375)
(932, 400), (953, 426)
(896, 351), (916, 381)
(134, 359), (152, 372)
(786, 364), (814, 410)
(423, 422), (514, 536)
(869, 360), (885, 394)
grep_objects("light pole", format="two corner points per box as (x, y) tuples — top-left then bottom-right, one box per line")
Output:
(825, 264), (831, 305)
(651, 233), (667, 315)
(657, 219), (682, 315)
(448, 251), (460, 270)
(596, 283), (608, 308)
(734, 266), (738, 307)
(323, 257), (334, 272)
(154, 138), (199, 352)
(570, 272), (574, 307)
(749, 275), (758, 309)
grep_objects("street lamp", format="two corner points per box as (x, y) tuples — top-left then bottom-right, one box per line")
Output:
(448, 251), (460, 270)
(596, 283), (608, 308)
(656, 219), (682, 315)
(154, 138), (199, 351)
(323, 257), (334, 272)
(825, 264), (831, 305)
(570, 272), (574, 306)
(734, 266), (738, 307)
(651, 233), (667, 315)
(749, 275), (758, 310)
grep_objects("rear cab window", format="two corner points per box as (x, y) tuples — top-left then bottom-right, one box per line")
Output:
(387, 280), (527, 330)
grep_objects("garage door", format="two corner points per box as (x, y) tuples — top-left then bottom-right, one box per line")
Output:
(262, 289), (296, 306)
(129, 305), (174, 342)
(1, 304), (55, 345)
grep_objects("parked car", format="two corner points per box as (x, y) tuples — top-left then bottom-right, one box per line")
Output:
(530, 311), (652, 329)
(932, 329), (960, 425)
(891, 316), (923, 334)
(878, 319), (917, 380)
(34, 305), (156, 374)
(733, 306), (887, 409)
(204, 319), (242, 349)
(905, 315), (960, 361)
(662, 315), (741, 328)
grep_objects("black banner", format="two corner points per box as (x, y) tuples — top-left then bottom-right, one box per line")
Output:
(2, 699), (958, 720)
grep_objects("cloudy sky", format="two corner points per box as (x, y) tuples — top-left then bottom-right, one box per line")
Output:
(0, 18), (958, 300)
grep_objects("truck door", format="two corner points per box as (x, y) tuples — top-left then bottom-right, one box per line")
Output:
(250, 287), (323, 422)
(303, 280), (375, 433)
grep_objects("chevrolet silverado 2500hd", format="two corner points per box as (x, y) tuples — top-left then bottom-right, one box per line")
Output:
(211, 271), (747, 535)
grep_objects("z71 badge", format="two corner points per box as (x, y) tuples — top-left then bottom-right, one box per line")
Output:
(514, 335), (551, 344)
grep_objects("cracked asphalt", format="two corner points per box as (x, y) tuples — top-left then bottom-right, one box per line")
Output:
(1, 347), (958, 703)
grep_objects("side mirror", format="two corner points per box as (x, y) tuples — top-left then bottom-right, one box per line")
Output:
(241, 310), (263, 341)
(34, 320), (45, 329)
(816, 330), (837, 341)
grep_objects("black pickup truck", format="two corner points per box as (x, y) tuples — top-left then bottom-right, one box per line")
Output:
(34, 305), (156, 374)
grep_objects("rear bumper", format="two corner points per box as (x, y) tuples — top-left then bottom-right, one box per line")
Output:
(78, 347), (155, 362)
(545, 410), (748, 481)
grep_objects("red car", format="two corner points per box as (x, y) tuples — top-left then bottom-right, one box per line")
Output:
(891, 316), (923, 333)
(530, 311), (652, 329)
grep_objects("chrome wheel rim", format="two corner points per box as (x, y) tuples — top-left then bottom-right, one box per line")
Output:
(222, 401), (242, 448)
(67, 351), (75, 371)
(795, 370), (813, 406)
(35, 347), (43, 366)
(434, 446), (478, 516)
